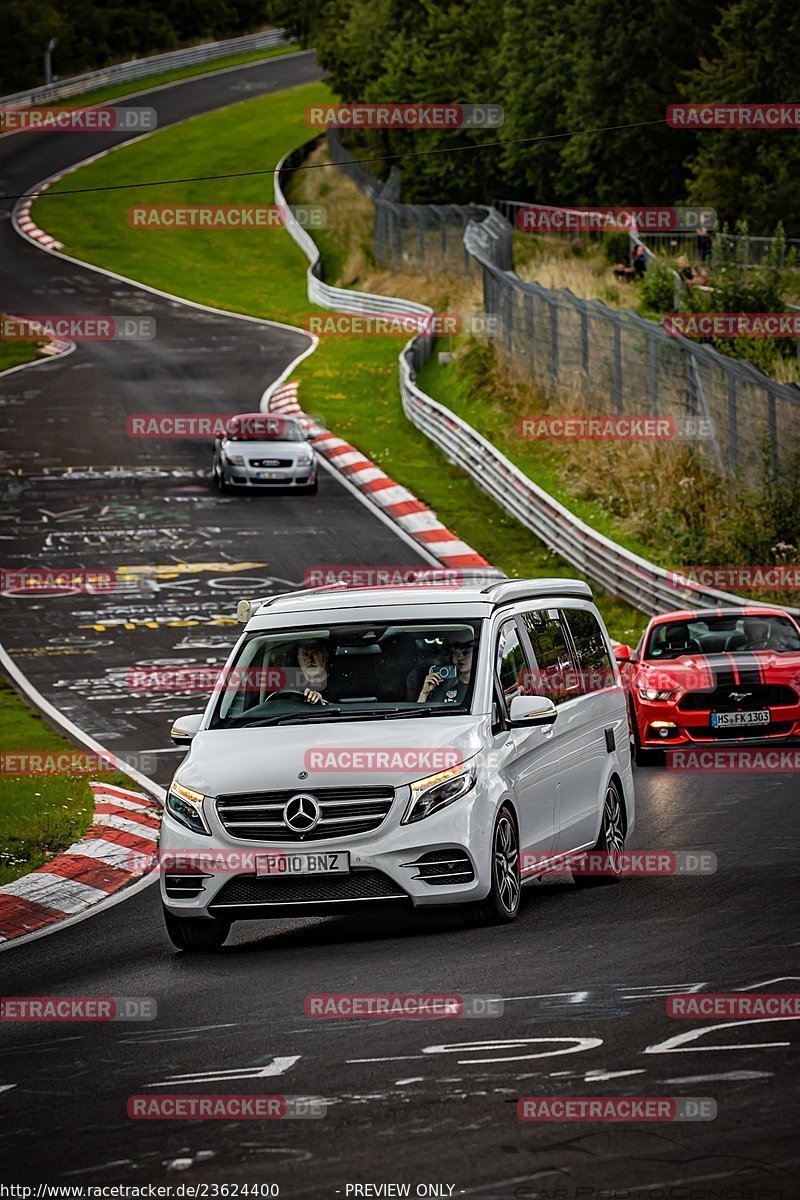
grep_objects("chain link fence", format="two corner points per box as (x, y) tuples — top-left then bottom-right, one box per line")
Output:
(324, 133), (800, 487)
(464, 211), (800, 486)
(328, 130), (487, 276)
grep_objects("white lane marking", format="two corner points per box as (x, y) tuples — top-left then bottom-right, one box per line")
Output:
(498, 990), (589, 1004)
(584, 1068), (646, 1081)
(735, 976), (800, 990)
(661, 1071), (773, 1083)
(645, 1015), (800, 1054)
(147, 1055), (301, 1086)
(0, 1084), (17, 1094)
(395, 1077), (424, 1086)
(347, 1055), (426, 1064)
(422, 1036), (603, 1065)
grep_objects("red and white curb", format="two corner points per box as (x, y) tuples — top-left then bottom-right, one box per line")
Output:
(268, 381), (490, 571)
(14, 175), (66, 251)
(6, 314), (72, 359)
(0, 782), (160, 943)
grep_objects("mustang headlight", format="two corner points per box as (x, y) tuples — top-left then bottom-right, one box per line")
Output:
(167, 780), (211, 835)
(401, 759), (477, 825)
(638, 686), (677, 702)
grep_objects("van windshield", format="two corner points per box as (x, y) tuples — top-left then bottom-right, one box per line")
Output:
(209, 621), (481, 728)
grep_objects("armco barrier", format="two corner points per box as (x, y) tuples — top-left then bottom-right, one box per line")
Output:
(1, 29), (288, 108)
(276, 143), (791, 618)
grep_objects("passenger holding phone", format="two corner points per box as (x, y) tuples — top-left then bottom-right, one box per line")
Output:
(418, 637), (474, 704)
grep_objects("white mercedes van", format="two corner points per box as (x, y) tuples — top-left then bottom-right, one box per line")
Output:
(161, 578), (635, 950)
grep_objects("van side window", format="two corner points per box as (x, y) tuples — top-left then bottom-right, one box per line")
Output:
(562, 608), (615, 693)
(521, 608), (581, 706)
(495, 619), (529, 713)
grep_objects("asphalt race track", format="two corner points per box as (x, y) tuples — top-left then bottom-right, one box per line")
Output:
(1, 51), (799, 1199)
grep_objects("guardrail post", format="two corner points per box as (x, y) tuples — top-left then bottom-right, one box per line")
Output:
(526, 292), (535, 372)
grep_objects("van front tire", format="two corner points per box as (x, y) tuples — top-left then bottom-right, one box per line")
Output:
(471, 805), (521, 924)
(163, 906), (231, 951)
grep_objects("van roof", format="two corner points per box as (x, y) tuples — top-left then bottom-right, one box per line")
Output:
(241, 577), (592, 625)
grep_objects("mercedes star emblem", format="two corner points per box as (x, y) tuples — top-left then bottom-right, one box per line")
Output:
(283, 792), (320, 832)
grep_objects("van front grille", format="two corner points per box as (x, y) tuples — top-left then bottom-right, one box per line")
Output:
(215, 786), (395, 842)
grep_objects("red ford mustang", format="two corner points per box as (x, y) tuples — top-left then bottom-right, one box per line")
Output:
(614, 606), (800, 762)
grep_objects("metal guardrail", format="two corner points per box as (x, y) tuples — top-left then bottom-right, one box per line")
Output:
(276, 140), (793, 617)
(1, 29), (288, 107)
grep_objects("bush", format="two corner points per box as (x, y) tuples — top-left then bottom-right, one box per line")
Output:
(640, 258), (676, 313)
(602, 230), (630, 265)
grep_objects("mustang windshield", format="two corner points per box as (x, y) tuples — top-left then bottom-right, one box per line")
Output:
(210, 620), (481, 728)
(645, 614), (800, 660)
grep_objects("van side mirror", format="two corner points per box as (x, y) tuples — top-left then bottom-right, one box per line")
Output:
(508, 694), (558, 726)
(170, 713), (204, 745)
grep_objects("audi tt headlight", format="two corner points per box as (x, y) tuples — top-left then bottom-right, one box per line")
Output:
(226, 454), (245, 466)
(167, 780), (211, 836)
(638, 686), (677, 702)
(401, 759), (477, 825)
(297, 448), (314, 464)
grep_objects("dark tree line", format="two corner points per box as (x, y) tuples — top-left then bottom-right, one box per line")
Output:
(1, 0), (270, 94)
(268, 0), (800, 235)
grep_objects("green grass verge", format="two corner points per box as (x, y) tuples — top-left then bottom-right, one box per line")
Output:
(40, 42), (300, 111)
(417, 353), (661, 566)
(0, 340), (47, 373)
(0, 678), (140, 886)
(32, 80), (645, 644)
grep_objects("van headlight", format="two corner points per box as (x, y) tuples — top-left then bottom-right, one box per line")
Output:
(401, 760), (477, 825)
(167, 781), (211, 836)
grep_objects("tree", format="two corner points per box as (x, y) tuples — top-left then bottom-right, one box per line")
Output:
(685, 0), (800, 235)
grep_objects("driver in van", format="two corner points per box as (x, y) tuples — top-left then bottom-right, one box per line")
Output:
(297, 640), (336, 705)
(418, 636), (475, 705)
